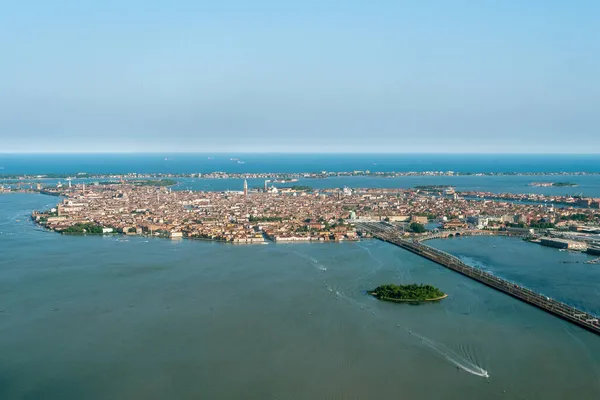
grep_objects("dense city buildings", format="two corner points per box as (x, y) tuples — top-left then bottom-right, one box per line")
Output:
(29, 181), (600, 246)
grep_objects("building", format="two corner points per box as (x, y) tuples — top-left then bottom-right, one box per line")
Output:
(467, 215), (489, 228)
(169, 231), (183, 239)
(243, 180), (248, 198)
(411, 215), (428, 224)
(443, 220), (467, 230)
(514, 214), (529, 224)
(505, 227), (534, 235)
(382, 215), (410, 222)
(577, 198), (591, 208)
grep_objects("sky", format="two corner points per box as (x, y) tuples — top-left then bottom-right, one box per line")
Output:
(1, 0), (599, 153)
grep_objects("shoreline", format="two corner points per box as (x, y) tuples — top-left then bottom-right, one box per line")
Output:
(29, 217), (364, 245)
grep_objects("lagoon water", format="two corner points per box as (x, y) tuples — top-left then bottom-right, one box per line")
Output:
(429, 236), (600, 316)
(1, 193), (599, 399)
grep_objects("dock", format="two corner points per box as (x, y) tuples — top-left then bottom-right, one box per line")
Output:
(356, 222), (600, 335)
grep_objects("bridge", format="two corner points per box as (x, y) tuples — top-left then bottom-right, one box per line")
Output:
(356, 222), (600, 335)
(417, 229), (515, 241)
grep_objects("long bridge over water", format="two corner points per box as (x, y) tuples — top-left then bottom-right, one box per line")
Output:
(356, 222), (600, 336)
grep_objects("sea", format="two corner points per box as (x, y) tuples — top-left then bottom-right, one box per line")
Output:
(1, 154), (600, 399)
(2, 153), (600, 175)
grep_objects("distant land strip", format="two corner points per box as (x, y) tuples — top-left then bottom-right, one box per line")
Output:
(2, 171), (600, 180)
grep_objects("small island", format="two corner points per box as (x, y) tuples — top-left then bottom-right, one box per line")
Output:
(414, 185), (450, 190)
(552, 181), (578, 187)
(528, 181), (578, 187)
(370, 284), (447, 303)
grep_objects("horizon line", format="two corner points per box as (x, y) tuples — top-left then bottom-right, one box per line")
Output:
(2, 151), (600, 156)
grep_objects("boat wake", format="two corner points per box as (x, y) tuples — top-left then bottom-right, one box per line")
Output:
(292, 251), (327, 271)
(325, 283), (376, 315)
(354, 242), (384, 283)
(408, 330), (489, 378)
(357, 242), (383, 267)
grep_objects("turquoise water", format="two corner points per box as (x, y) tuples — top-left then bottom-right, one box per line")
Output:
(1, 194), (600, 399)
(428, 236), (600, 316)
(2, 153), (600, 175)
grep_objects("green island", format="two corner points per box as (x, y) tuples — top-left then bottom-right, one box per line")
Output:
(370, 284), (447, 303)
(552, 181), (578, 187)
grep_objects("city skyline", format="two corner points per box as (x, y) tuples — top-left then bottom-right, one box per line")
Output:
(2, 1), (599, 153)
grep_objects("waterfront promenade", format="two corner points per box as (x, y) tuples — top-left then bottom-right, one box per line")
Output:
(356, 222), (600, 335)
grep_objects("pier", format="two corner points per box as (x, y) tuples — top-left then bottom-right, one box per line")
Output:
(356, 222), (600, 335)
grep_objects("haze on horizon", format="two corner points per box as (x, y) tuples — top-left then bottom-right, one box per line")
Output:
(1, 1), (598, 154)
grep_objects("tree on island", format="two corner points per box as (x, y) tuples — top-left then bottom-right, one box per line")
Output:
(62, 223), (104, 234)
(371, 284), (446, 302)
(561, 214), (589, 222)
(409, 222), (426, 233)
(552, 182), (577, 187)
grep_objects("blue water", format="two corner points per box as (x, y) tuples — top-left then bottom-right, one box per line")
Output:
(429, 236), (600, 316)
(2, 153), (600, 175)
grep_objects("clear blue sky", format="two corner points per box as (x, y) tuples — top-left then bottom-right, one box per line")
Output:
(1, 0), (598, 153)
